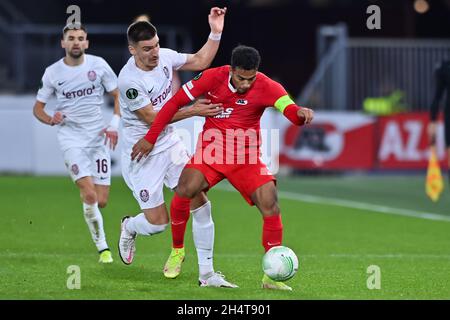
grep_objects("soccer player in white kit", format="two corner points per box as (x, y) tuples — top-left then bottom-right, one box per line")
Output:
(33, 24), (120, 263)
(118, 8), (237, 287)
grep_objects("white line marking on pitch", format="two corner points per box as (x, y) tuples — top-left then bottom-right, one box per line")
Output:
(216, 184), (450, 223)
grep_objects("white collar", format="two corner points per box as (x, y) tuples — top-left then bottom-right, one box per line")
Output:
(228, 73), (237, 93)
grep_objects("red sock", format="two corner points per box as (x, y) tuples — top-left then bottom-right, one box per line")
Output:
(262, 214), (283, 252)
(170, 193), (191, 249)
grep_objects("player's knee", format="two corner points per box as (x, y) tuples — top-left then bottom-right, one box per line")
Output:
(270, 202), (280, 215)
(176, 184), (196, 199)
(260, 200), (280, 216)
(82, 190), (97, 205)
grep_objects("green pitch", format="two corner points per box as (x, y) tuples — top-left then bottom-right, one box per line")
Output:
(1, 175), (450, 299)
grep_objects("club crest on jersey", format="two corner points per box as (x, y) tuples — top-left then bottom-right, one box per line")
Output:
(87, 70), (97, 81)
(236, 99), (248, 105)
(139, 189), (150, 202)
(163, 66), (170, 79)
(71, 164), (79, 176)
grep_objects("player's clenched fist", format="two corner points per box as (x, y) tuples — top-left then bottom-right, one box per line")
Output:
(50, 111), (65, 126)
(208, 7), (227, 34)
(298, 107), (314, 125)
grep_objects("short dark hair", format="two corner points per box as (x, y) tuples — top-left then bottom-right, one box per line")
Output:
(62, 22), (86, 37)
(231, 45), (261, 70)
(132, 13), (151, 23)
(127, 21), (157, 44)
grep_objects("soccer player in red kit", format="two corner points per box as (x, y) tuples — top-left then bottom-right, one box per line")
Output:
(131, 45), (314, 290)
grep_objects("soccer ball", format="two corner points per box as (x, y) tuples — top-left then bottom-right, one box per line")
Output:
(262, 246), (298, 281)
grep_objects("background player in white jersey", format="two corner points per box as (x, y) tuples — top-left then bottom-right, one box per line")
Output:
(33, 23), (120, 263)
(118, 8), (237, 287)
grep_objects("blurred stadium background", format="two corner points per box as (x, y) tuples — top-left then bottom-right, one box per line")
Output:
(1, 0), (450, 300)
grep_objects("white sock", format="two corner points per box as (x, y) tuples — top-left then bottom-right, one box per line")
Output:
(125, 213), (168, 236)
(83, 202), (108, 252)
(192, 201), (215, 279)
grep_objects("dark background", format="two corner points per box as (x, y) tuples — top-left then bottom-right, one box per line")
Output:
(4, 0), (450, 95)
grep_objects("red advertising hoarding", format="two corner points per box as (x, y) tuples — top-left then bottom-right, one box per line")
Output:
(279, 112), (446, 170)
(279, 113), (376, 169)
(377, 113), (447, 169)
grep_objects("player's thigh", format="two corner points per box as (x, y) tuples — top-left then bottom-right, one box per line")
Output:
(121, 150), (134, 191)
(63, 147), (94, 183)
(178, 148), (225, 198)
(164, 141), (191, 190)
(177, 166), (219, 199)
(127, 151), (171, 210)
(143, 203), (169, 225)
(163, 142), (209, 208)
(226, 161), (276, 207)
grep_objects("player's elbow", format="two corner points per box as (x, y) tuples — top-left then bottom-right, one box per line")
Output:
(200, 59), (212, 70)
(192, 54), (212, 71)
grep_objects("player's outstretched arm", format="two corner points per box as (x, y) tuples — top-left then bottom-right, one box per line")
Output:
(172, 99), (223, 122)
(134, 98), (222, 128)
(131, 89), (194, 162)
(131, 68), (215, 162)
(272, 94), (314, 126)
(33, 100), (64, 126)
(268, 80), (314, 126)
(180, 7), (227, 71)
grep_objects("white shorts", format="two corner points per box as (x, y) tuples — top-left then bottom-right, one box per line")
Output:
(63, 146), (111, 185)
(121, 141), (190, 210)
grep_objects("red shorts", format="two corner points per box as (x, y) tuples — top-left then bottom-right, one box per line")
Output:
(185, 153), (276, 206)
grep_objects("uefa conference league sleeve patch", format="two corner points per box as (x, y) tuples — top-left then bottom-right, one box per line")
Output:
(193, 72), (202, 81)
(126, 88), (138, 100)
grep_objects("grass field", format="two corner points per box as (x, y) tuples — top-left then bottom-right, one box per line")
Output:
(1, 174), (450, 300)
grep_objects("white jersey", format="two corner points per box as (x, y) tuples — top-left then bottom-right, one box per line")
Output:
(118, 48), (187, 156)
(36, 54), (118, 151)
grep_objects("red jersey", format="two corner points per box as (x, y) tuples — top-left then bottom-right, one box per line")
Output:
(145, 65), (301, 163)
